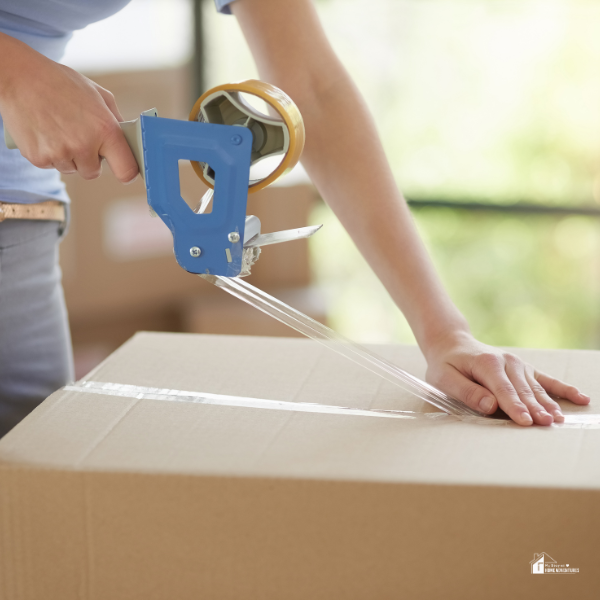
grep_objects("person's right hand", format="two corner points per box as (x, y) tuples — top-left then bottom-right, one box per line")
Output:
(0, 33), (138, 183)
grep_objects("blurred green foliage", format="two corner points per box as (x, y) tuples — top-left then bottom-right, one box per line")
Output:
(310, 204), (600, 349)
(416, 208), (600, 348)
(318, 0), (600, 205)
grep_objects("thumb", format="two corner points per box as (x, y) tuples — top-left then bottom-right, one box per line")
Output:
(428, 365), (498, 415)
(99, 124), (139, 184)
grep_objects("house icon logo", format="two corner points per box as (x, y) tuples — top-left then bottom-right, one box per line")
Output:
(531, 553), (557, 574)
(530, 552), (579, 574)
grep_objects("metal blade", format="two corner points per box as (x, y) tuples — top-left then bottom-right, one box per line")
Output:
(244, 224), (322, 248)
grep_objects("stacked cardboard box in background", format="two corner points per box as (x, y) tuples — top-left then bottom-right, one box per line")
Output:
(60, 67), (327, 377)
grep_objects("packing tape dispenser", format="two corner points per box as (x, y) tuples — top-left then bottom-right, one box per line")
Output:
(3, 79), (321, 277)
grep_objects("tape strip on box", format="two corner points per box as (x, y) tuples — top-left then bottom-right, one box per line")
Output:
(65, 381), (600, 429)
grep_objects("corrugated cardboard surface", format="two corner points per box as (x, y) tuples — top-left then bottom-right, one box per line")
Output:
(1, 333), (599, 599)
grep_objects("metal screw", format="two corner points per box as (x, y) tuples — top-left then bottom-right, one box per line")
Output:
(228, 232), (240, 243)
(230, 134), (242, 146)
(190, 246), (202, 257)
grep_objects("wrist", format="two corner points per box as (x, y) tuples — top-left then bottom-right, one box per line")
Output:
(0, 33), (41, 103)
(416, 316), (473, 361)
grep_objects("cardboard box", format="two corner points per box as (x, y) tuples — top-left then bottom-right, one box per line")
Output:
(88, 67), (193, 122)
(69, 303), (184, 380)
(1, 333), (598, 599)
(243, 184), (318, 289)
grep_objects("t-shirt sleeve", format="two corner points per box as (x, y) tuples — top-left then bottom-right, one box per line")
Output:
(214, 0), (236, 15)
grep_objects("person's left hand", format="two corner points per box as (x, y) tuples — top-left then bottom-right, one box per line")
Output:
(424, 331), (590, 426)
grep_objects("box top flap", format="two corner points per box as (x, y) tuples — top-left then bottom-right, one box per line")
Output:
(1, 332), (599, 490)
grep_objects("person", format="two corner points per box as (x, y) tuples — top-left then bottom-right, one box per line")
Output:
(0, 0), (590, 437)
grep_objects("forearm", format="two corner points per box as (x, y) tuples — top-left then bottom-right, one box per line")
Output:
(290, 71), (470, 353)
(231, 0), (469, 353)
(0, 32), (41, 100)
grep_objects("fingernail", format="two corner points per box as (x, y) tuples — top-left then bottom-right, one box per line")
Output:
(520, 412), (533, 426)
(479, 397), (495, 413)
(553, 411), (564, 423)
(580, 393), (591, 401)
(124, 175), (138, 185)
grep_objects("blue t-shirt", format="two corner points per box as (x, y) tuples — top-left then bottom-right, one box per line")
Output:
(0, 0), (235, 204)
(215, 0), (236, 15)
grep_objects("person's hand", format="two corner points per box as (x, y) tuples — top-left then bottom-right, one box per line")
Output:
(0, 33), (138, 183)
(424, 330), (591, 426)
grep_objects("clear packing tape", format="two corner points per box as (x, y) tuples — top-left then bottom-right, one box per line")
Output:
(69, 381), (600, 429)
(187, 81), (478, 417)
(188, 79), (305, 194)
(200, 275), (483, 418)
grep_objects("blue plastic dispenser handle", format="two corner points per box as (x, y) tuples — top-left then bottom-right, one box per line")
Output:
(140, 116), (252, 276)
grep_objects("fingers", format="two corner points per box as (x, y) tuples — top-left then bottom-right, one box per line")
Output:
(87, 86), (138, 182)
(503, 359), (554, 426)
(98, 124), (139, 184)
(52, 159), (77, 175)
(472, 354), (558, 426)
(51, 120), (130, 182)
(470, 354), (534, 426)
(535, 372), (590, 405)
(34, 151), (102, 179)
(486, 380), (533, 426)
(73, 152), (103, 180)
(525, 365), (565, 423)
(38, 147), (101, 179)
(471, 353), (590, 427)
(523, 368), (564, 423)
(429, 365), (498, 415)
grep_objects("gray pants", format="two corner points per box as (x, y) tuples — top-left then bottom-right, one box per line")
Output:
(0, 219), (73, 438)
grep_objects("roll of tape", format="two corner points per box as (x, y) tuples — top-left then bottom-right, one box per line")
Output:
(188, 80), (305, 194)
